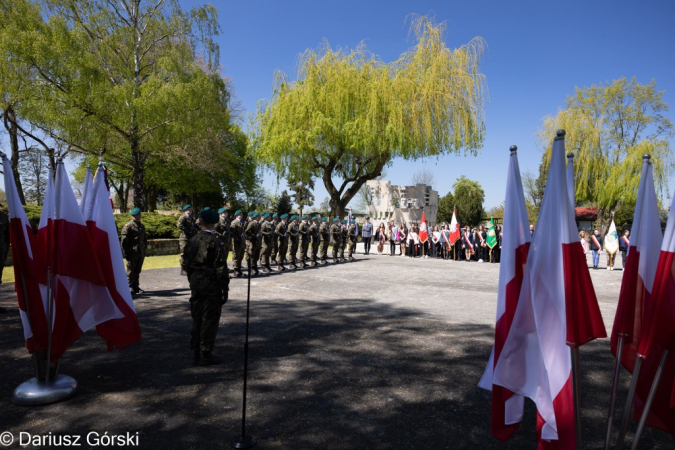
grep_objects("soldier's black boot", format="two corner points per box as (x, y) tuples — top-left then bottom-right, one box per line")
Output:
(199, 352), (223, 366)
(302, 261), (309, 268)
(278, 264), (286, 272)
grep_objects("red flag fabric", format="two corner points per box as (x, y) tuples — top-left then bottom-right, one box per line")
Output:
(611, 158), (662, 372)
(418, 211), (429, 243)
(494, 131), (605, 447)
(479, 148), (530, 441)
(88, 166), (142, 350)
(36, 161), (123, 363)
(2, 156), (49, 354)
(449, 208), (461, 244)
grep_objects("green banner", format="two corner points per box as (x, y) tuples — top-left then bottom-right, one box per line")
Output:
(487, 218), (497, 249)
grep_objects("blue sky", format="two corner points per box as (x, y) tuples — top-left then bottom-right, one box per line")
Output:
(204, 0), (675, 210)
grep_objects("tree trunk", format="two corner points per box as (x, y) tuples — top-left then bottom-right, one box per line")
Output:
(147, 184), (157, 212)
(131, 139), (146, 211)
(4, 106), (26, 205)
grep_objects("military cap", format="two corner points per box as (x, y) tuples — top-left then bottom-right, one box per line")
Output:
(365, 216), (370, 220)
(302, 214), (309, 219)
(280, 213), (289, 219)
(218, 207), (227, 214)
(290, 215), (298, 220)
(200, 208), (219, 224)
(332, 217), (339, 223)
(264, 212), (270, 218)
(130, 207), (141, 215)
(249, 212), (257, 218)
(312, 216), (319, 221)
(342, 219), (347, 224)
(182, 204), (191, 211)
(234, 209), (242, 216)
(321, 217), (328, 222)
(273, 213), (278, 218)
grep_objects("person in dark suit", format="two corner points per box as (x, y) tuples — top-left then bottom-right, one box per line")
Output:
(462, 226), (474, 261)
(589, 229), (603, 269)
(619, 229), (630, 267)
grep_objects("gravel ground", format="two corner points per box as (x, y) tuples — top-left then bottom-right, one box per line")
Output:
(0, 251), (670, 449)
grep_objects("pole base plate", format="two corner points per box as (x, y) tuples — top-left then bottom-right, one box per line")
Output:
(12, 375), (78, 406)
(230, 435), (256, 449)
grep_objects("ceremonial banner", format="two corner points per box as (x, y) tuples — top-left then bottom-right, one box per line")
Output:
(419, 211), (429, 243)
(493, 132), (605, 446)
(479, 149), (530, 442)
(487, 219), (497, 249)
(449, 208), (460, 244)
(605, 220), (619, 255)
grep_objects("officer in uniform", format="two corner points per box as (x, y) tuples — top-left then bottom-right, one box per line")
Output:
(178, 204), (198, 272)
(319, 217), (330, 264)
(347, 219), (357, 261)
(288, 215), (299, 269)
(244, 212), (260, 276)
(215, 208), (231, 267)
(121, 208), (147, 295)
(254, 212), (264, 267)
(361, 216), (373, 255)
(309, 216), (320, 266)
(260, 213), (274, 273)
(298, 215), (310, 268)
(271, 213), (279, 265)
(183, 208), (229, 366)
(330, 217), (341, 263)
(0, 206), (9, 313)
(339, 219), (348, 262)
(230, 210), (245, 277)
(275, 214), (289, 271)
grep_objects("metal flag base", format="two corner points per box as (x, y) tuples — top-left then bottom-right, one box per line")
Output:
(230, 435), (256, 449)
(12, 375), (78, 406)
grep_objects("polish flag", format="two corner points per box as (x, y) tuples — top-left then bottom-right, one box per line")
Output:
(633, 189), (675, 436)
(418, 211), (429, 243)
(478, 147), (530, 441)
(611, 157), (662, 372)
(2, 156), (49, 353)
(493, 131), (606, 447)
(37, 160), (124, 363)
(87, 165), (142, 350)
(449, 208), (461, 245)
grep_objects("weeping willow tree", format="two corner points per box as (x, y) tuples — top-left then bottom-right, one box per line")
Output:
(251, 16), (487, 217)
(537, 77), (674, 230)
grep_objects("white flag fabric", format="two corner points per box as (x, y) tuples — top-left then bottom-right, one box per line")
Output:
(566, 153), (575, 211)
(605, 220), (619, 255)
(478, 148), (530, 441)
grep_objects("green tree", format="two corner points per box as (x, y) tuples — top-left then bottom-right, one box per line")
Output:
(252, 16), (487, 218)
(287, 174), (315, 216)
(452, 176), (484, 226)
(437, 191), (455, 223)
(276, 190), (293, 215)
(537, 77), (674, 231)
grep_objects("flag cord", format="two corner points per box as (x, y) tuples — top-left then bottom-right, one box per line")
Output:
(630, 350), (669, 450)
(616, 357), (643, 450)
(571, 347), (583, 449)
(604, 336), (624, 450)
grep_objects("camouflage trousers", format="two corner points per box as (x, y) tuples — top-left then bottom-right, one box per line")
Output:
(320, 240), (329, 261)
(126, 253), (145, 291)
(277, 239), (288, 264)
(347, 240), (356, 257)
(339, 241), (346, 259)
(245, 240), (258, 270)
(331, 239), (341, 259)
(260, 241), (273, 267)
(179, 239), (188, 268)
(299, 239), (309, 262)
(289, 240), (298, 263)
(311, 240), (320, 262)
(188, 277), (222, 354)
(232, 242), (245, 271)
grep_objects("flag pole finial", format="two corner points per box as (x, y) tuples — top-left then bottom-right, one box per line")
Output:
(555, 129), (566, 140)
(509, 145), (517, 155)
(643, 154), (651, 161)
(567, 153), (574, 159)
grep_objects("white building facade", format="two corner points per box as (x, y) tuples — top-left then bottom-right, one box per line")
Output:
(365, 180), (439, 226)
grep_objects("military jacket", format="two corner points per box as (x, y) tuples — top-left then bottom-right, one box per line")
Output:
(183, 230), (229, 292)
(121, 219), (147, 257)
(245, 219), (259, 242)
(215, 218), (230, 248)
(230, 219), (244, 246)
(275, 222), (288, 242)
(348, 224), (357, 242)
(288, 222), (299, 242)
(261, 220), (273, 245)
(319, 223), (329, 240)
(177, 214), (198, 241)
(330, 223), (340, 242)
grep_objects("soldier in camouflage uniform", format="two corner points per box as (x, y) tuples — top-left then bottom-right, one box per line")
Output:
(254, 213), (264, 267)
(347, 220), (357, 260)
(215, 208), (231, 268)
(339, 219), (348, 262)
(244, 212), (260, 276)
(298, 215), (310, 268)
(309, 216), (320, 266)
(230, 210), (245, 277)
(275, 214), (289, 271)
(121, 208), (147, 295)
(0, 206), (8, 313)
(319, 217), (330, 264)
(183, 208), (229, 366)
(271, 213), (279, 265)
(288, 215), (300, 269)
(260, 213), (274, 273)
(177, 205), (198, 273)
(330, 217), (341, 263)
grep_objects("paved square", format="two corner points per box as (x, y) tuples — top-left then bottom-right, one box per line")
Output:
(0, 254), (671, 449)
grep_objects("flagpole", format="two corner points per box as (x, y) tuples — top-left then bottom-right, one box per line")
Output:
(616, 357), (642, 450)
(604, 336), (625, 450)
(629, 350), (669, 450)
(231, 257), (256, 449)
(571, 346), (583, 449)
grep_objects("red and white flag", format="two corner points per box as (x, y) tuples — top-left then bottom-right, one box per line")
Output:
(2, 156), (49, 354)
(36, 161), (123, 362)
(478, 148), (530, 441)
(493, 132), (605, 447)
(611, 158), (662, 372)
(419, 211), (429, 243)
(449, 208), (461, 244)
(633, 189), (675, 436)
(87, 165), (142, 350)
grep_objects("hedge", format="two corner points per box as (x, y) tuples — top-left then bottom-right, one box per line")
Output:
(21, 205), (180, 239)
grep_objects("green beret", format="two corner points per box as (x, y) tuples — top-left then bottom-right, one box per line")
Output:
(281, 213), (289, 219)
(332, 217), (339, 222)
(291, 215), (298, 220)
(199, 208), (219, 224)
(234, 210), (242, 216)
(321, 217), (328, 222)
(312, 216), (319, 221)
(130, 207), (141, 215)
(342, 219), (347, 224)
(249, 212), (257, 218)
(264, 212), (270, 218)
(218, 208), (227, 214)
(182, 204), (191, 211)
(302, 214), (309, 219)
(272, 213), (278, 218)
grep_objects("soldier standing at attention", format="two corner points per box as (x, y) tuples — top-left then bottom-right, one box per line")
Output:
(121, 208), (147, 295)
(260, 213), (274, 273)
(309, 216), (320, 266)
(319, 217), (330, 264)
(288, 215), (299, 269)
(275, 214), (289, 271)
(339, 219), (348, 262)
(244, 212), (259, 276)
(183, 208), (229, 366)
(254, 213), (264, 267)
(298, 215), (310, 268)
(271, 213), (279, 265)
(347, 220), (357, 261)
(330, 217), (341, 264)
(215, 208), (231, 267)
(0, 206), (9, 313)
(178, 204), (198, 273)
(230, 210), (245, 278)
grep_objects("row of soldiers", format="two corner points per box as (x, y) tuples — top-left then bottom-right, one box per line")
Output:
(177, 205), (359, 278)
